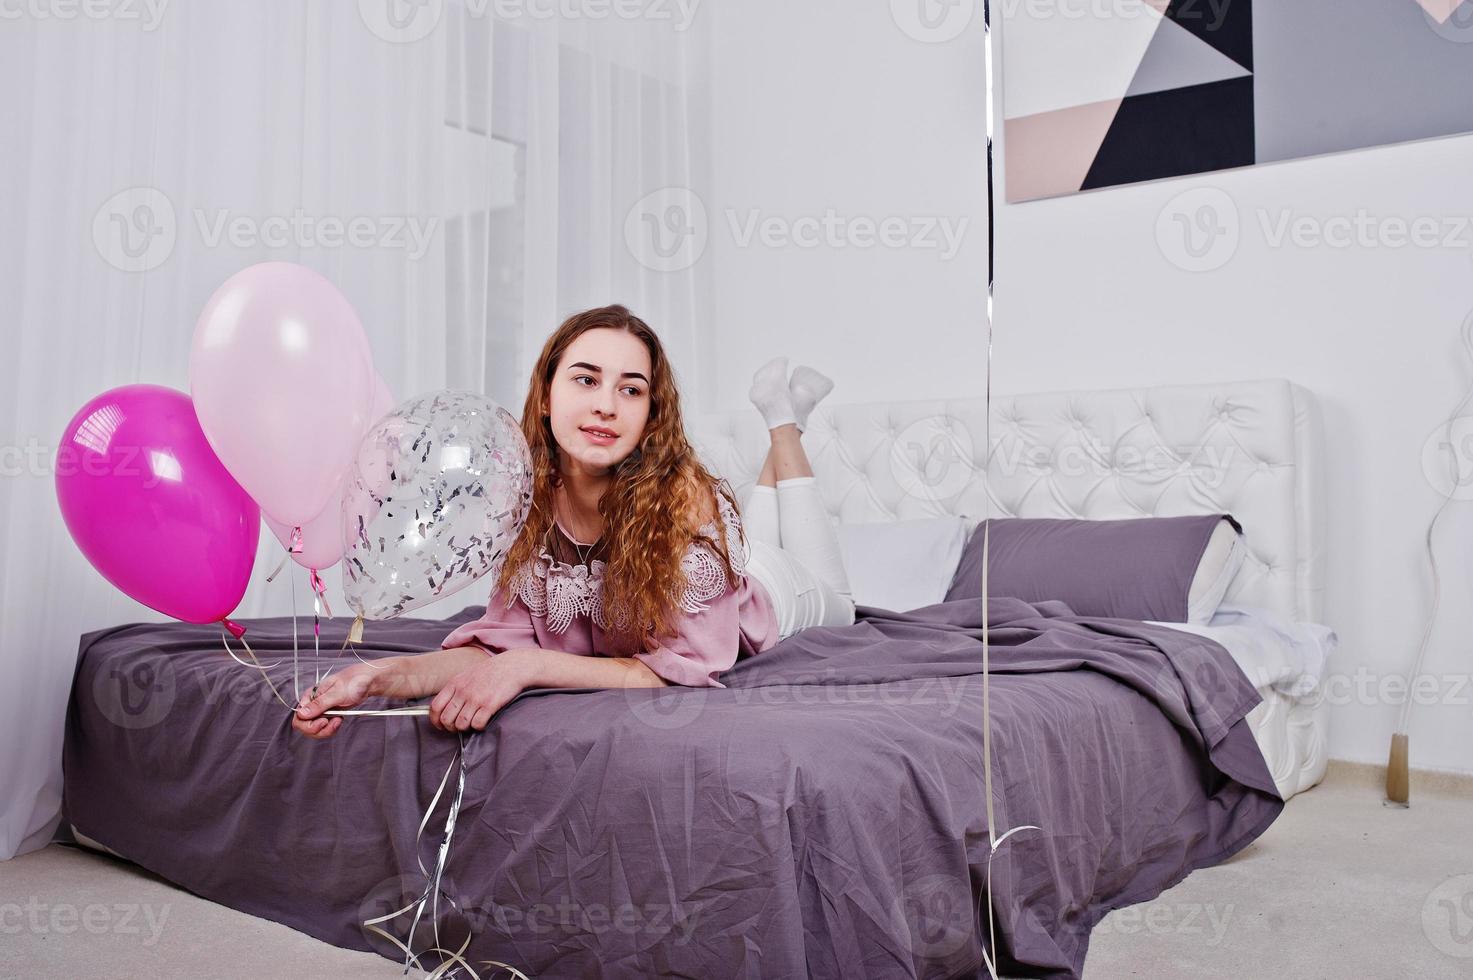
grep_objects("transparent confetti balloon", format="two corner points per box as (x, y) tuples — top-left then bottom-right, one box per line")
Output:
(342, 390), (532, 620)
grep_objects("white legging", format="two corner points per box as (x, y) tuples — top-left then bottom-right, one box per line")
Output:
(740, 477), (856, 639)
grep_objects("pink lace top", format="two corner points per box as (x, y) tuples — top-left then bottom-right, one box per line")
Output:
(440, 487), (781, 688)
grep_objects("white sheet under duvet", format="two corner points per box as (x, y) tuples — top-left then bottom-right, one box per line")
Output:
(1147, 605), (1337, 801)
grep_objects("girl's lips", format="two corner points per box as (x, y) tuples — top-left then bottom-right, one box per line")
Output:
(581, 427), (617, 444)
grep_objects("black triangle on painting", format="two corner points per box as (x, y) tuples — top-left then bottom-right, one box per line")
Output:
(1164, 0), (1253, 72)
(1080, 76), (1255, 191)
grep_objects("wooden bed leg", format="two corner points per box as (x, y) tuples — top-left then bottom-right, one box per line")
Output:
(1384, 732), (1410, 807)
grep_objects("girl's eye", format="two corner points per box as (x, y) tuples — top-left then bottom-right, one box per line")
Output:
(622, 386), (643, 397)
(574, 375), (595, 387)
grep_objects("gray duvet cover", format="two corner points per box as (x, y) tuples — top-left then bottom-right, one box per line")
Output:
(63, 595), (1282, 978)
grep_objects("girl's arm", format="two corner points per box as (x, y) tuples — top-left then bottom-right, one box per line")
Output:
(373, 645), (496, 699)
(292, 645), (490, 739)
(425, 647), (668, 732)
(510, 648), (670, 690)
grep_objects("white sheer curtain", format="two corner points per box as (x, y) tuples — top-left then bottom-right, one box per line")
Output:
(0, 0), (707, 859)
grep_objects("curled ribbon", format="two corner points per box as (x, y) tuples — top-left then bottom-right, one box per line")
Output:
(309, 568), (332, 617)
(361, 733), (532, 980)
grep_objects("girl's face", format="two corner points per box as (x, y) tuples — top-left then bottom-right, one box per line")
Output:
(547, 327), (653, 478)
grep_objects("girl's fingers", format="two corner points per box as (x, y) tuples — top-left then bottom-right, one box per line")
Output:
(296, 678), (337, 718)
(469, 705), (494, 731)
(429, 687), (459, 729)
(453, 700), (478, 731)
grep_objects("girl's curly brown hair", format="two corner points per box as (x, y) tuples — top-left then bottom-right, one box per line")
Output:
(493, 304), (743, 654)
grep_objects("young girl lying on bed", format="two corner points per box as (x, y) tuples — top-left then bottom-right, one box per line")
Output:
(293, 304), (855, 738)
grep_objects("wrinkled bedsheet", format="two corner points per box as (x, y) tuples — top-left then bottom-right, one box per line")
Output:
(63, 595), (1282, 978)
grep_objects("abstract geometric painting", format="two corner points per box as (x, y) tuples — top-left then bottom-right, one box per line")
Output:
(1002, 0), (1473, 202)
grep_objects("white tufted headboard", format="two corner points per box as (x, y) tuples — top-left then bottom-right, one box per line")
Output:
(688, 378), (1325, 624)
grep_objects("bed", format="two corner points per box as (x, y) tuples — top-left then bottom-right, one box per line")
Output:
(689, 375), (1331, 801)
(62, 377), (1329, 978)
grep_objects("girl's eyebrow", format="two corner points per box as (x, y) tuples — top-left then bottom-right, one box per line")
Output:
(568, 361), (649, 384)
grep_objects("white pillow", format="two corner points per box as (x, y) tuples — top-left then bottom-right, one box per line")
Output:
(837, 516), (972, 612)
(1186, 518), (1247, 625)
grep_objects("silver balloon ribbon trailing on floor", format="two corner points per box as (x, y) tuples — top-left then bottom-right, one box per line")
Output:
(978, 3), (1041, 976)
(361, 732), (531, 980)
(220, 527), (526, 975)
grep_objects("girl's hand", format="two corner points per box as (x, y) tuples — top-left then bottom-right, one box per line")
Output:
(428, 651), (535, 732)
(292, 661), (385, 740)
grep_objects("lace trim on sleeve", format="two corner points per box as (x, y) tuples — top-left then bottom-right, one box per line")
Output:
(676, 488), (748, 614)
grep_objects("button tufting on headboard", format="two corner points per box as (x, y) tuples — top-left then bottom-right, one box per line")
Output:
(688, 378), (1325, 623)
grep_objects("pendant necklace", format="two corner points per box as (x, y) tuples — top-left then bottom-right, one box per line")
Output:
(557, 489), (597, 567)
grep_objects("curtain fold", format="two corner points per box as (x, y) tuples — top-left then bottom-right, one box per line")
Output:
(0, 0), (707, 859)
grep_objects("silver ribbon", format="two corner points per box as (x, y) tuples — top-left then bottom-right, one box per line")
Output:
(978, 4), (1042, 977)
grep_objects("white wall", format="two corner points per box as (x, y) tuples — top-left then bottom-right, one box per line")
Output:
(698, 0), (1473, 775)
(694, 0), (991, 413)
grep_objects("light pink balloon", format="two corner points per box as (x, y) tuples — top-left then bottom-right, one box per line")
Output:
(264, 375), (395, 570)
(189, 262), (375, 527)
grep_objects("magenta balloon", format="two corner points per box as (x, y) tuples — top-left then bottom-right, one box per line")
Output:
(55, 385), (261, 624)
(263, 374), (395, 571)
(189, 262), (375, 527)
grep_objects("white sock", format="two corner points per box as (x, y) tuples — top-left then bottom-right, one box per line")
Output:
(788, 365), (834, 433)
(748, 356), (797, 431)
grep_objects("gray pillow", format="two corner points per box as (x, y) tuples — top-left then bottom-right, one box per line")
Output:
(943, 515), (1243, 622)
